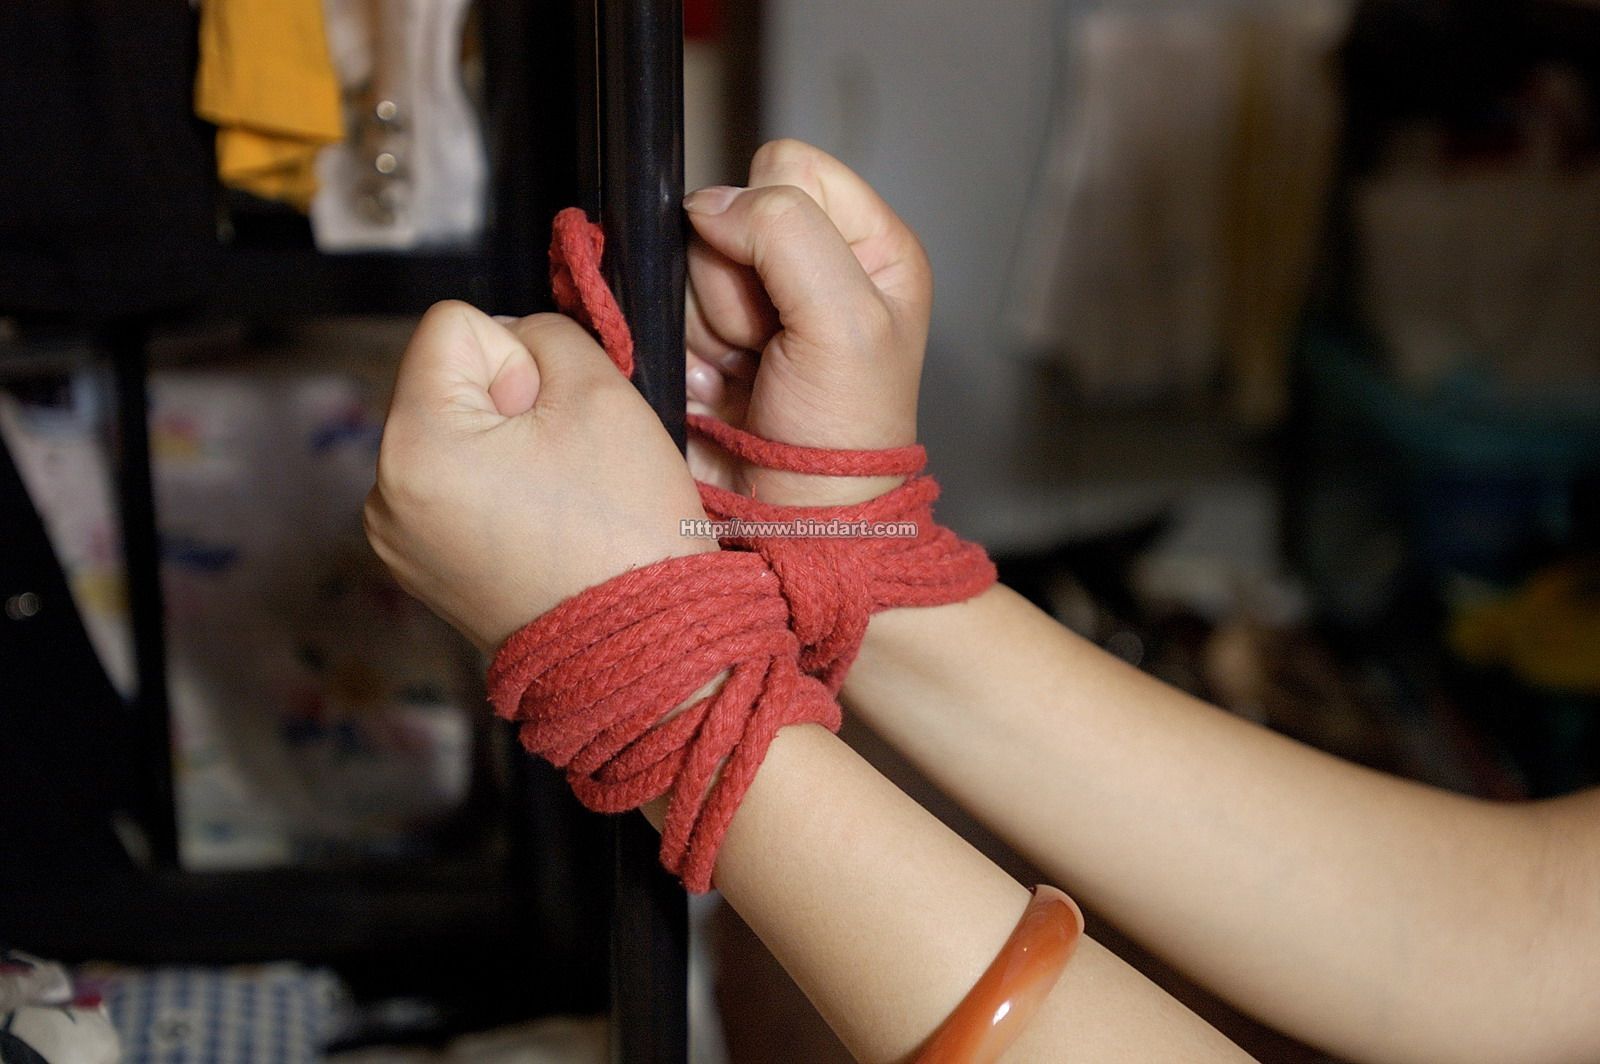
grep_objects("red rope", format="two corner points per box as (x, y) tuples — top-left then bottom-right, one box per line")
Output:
(549, 207), (634, 377)
(489, 552), (837, 892)
(486, 209), (994, 891)
(691, 416), (996, 690)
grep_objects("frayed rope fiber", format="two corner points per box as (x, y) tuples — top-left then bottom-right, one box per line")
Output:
(487, 207), (994, 892)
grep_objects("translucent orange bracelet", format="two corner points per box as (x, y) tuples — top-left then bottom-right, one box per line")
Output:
(915, 885), (1084, 1064)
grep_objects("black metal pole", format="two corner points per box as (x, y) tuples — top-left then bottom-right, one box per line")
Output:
(574, 0), (602, 220)
(595, 2), (690, 1061)
(599, 0), (688, 450)
(109, 324), (180, 869)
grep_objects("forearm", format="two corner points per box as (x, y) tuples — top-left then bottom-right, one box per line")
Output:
(697, 723), (1252, 1063)
(842, 585), (1600, 1063)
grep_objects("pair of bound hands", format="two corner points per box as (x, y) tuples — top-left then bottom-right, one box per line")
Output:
(364, 140), (933, 653)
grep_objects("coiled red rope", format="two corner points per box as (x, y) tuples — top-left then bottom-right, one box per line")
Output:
(488, 551), (837, 892)
(487, 207), (994, 891)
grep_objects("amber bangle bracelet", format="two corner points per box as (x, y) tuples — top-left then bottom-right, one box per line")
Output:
(915, 885), (1084, 1064)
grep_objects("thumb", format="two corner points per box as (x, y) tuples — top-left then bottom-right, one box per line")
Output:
(684, 184), (890, 358)
(391, 301), (541, 424)
(499, 312), (627, 404)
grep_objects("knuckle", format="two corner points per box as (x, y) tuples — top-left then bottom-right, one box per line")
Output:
(557, 376), (652, 441)
(362, 493), (405, 574)
(748, 184), (817, 234)
(422, 298), (473, 319)
(408, 300), (485, 358)
(904, 232), (935, 298)
(519, 312), (611, 374)
(511, 311), (581, 347)
(855, 297), (897, 349)
(373, 437), (430, 508)
(372, 436), (401, 491)
(584, 375), (644, 421)
(416, 299), (475, 335)
(372, 460), (406, 510)
(752, 138), (824, 181)
(361, 490), (385, 546)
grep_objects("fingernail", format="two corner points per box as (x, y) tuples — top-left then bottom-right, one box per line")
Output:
(683, 186), (744, 216)
(687, 361), (721, 404)
(492, 315), (519, 324)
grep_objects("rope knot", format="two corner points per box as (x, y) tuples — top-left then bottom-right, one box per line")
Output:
(513, 206), (996, 890)
(695, 463), (997, 694)
(750, 534), (874, 691)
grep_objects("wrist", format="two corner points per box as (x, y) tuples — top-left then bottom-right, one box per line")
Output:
(845, 586), (1003, 706)
(641, 668), (733, 831)
(489, 549), (842, 891)
(476, 534), (719, 656)
(741, 466), (907, 509)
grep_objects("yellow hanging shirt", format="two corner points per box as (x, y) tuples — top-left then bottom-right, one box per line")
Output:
(194, 0), (344, 212)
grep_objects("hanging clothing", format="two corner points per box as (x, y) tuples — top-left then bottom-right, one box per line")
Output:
(195, 0), (344, 212)
(310, 0), (486, 250)
(1003, 1), (1348, 419)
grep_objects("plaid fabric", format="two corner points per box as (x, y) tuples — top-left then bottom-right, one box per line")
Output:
(96, 965), (346, 1064)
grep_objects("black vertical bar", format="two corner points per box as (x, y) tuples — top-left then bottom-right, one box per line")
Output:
(109, 324), (180, 869)
(574, 0), (603, 219)
(600, 0), (688, 450)
(596, 1), (690, 1062)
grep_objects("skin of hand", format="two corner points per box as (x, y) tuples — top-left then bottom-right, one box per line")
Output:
(850, 587), (1600, 1064)
(685, 143), (1600, 1062)
(356, 255), (1259, 1064)
(683, 139), (932, 506)
(364, 301), (716, 653)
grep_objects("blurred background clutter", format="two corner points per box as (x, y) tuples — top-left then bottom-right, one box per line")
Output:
(3, 0), (1598, 1061)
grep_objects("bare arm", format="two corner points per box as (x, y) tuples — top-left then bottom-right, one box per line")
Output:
(669, 137), (1600, 1062)
(669, 723), (1254, 1063)
(368, 299), (1256, 1063)
(842, 583), (1600, 1064)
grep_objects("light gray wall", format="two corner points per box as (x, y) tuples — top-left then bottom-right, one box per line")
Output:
(764, 1), (1055, 359)
(755, 0), (1184, 547)
(761, 0), (1092, 549)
